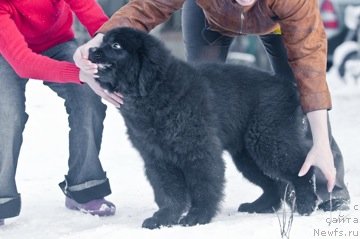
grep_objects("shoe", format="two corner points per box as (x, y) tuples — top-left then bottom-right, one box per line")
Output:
(0, 219), (4, 226)
(65, 197), (116, 216)
(318, 199), (350, 211)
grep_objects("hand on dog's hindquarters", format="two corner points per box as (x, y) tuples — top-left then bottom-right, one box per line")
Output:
(299, 144), (336, 192)
(298, 110), (336, 193)
(79, 70), (123, 108)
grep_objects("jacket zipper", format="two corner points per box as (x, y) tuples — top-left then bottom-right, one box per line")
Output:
(240, 9), (244, 34)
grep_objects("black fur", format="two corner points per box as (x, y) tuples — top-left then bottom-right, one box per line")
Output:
(89, 27), (319, 229)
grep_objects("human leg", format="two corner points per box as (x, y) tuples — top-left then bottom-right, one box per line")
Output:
(259, 34), (295, 80)
(182, 0), (233, 63)
(0, 56), (28, 222)
(260, 34), (350, 210)
(41, 40), (114, 215)
(316, 129), (350, 210)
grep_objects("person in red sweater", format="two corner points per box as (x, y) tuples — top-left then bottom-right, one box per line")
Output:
(0, 0), (123, 226)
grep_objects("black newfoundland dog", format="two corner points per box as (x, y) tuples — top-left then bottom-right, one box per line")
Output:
(89, 27), (319, 229)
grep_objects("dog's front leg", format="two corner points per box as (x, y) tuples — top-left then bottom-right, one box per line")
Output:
(142, 159), (188, 229)
(178, 149), (225, 226)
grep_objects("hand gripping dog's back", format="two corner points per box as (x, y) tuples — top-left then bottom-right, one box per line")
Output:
(89, 27), (322, 229)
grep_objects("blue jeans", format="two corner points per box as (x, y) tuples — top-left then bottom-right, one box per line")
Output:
(0, 40), (111, 219)
(181, 0), (349, 203)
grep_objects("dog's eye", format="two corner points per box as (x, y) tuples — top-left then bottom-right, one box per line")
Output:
(111, 43), (121, 49)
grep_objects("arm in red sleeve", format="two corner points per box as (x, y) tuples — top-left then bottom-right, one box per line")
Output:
(0, 9), (80, 84)
(64, 0), (109, 37)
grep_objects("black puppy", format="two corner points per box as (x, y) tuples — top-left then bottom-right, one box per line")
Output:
(89, 27), (319, 229)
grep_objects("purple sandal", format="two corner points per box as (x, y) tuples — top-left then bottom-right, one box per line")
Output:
(65, 197), (116, 217)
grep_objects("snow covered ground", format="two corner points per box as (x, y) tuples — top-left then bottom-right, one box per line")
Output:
(0, 71), (359, 239)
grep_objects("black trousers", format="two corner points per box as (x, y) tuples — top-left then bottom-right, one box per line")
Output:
(181, 0), (349, 203)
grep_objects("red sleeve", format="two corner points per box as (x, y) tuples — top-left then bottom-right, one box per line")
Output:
(0, 8), (80, 84)
(65, 0), (109, 37)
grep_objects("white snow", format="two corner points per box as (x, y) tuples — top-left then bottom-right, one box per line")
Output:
(0, 72), (360, 239)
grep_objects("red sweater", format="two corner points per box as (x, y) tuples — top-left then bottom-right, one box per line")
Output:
(0, 0), (108, 84)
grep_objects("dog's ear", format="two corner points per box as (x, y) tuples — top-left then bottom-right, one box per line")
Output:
(138, 57), (158, 97)
(124, 29), (169, 97)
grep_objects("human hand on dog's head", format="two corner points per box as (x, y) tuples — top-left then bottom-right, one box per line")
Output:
(79, 70), (123, 107)
(73, 33), (105, 76)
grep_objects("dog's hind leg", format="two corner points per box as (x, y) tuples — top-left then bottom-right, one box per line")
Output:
(142, 160), (188, 229)
(229, 149), (282, 213)
(245, 122), (317, 215)
(178, 150), (225, 226)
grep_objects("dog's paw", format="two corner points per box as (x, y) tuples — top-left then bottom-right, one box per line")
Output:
(295, 192), (317, 215)
(238, 192), (281, 213)
(179, 208), (212, 226)
(142, 217), (160, 229)
(142, 217), (163, 229)
(142, 216), (177, 229)
(318, 198), (350, 212)
(142, 211), (180, 229)
(238, 202), (280, 213)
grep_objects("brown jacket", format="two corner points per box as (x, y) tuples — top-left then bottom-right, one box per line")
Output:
(97, 0), (331, 113)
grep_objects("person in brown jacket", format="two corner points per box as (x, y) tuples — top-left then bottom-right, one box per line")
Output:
(74, 0), (350, 211)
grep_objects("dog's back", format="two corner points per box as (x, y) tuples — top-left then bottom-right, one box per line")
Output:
(197, 63), (303, 150)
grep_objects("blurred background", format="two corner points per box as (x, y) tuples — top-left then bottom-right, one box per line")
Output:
(73, 0), (360, 81)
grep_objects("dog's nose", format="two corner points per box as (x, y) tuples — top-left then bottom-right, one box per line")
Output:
(89, 47), (98, 54)
(88, 47), (103, 61)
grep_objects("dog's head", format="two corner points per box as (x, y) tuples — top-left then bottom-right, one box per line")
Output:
(88, 27), (170, 97)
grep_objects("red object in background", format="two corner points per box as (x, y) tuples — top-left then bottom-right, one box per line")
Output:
(321, 0), (340, 29)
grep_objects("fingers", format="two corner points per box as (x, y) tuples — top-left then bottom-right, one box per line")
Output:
(325, 167), (336, 192)
(77, 44), (89, 60)
(79, 69), (97, 83)
(79, 60), (98, 73)
(91, 86), (121, 108)
(298, 152), (314, 177)
(78, 33), (104, 61)
(73, 36), (104, 74)
(100, 91), (124, 108)
(73, 47), (88, 65)
(113, 92), (123, 98)
(87, 79), (123, 108)
(74, 48), (98, 75)
(104, 90), (124, 105)
(80, 68), (123, 108)
(299, 147), (336, 192)
(327, 174), (336, 192)
(102, 93), (122, 108)
(82, 60), (98, 73)
(318, 151), (336, 192)
(298, 160), (312, 177)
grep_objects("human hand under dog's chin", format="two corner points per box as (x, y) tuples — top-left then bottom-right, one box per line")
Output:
(79, 70), (124, 108)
